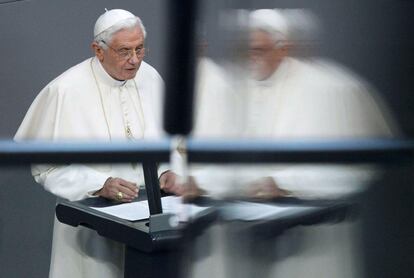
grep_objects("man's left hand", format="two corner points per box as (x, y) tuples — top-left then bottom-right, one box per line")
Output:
(247, 177), (291, 199)
(159, 171), (205, 201)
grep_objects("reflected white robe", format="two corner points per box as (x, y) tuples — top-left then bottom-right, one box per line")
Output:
(15, 57), (164, 278)
(244, 57), (396, 139)
(190, 57), (398, 278)
(192, 57), (397, 198)
(193, 57), (239, 138)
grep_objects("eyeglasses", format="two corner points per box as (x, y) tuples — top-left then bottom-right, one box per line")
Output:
(248, 47), (277, 57)
(101, 40), (146, 60)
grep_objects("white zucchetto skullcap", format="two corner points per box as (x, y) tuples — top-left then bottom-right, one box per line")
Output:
(94, 9), (136, 37)
(249, 9), (289, 39)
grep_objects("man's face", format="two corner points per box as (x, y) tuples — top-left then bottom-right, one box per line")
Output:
(94, 26), (145, 81)
(248, 30), (287, 81)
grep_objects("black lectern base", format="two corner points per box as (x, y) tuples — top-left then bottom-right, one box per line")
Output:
(125, 246), (187, 278)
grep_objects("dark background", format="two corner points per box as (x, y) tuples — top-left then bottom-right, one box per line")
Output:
(0, 0), (412, 277)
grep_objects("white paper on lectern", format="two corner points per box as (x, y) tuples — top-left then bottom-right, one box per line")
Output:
(221, 201), (317, 221)
(91, 196), (317, 222)
(90, 196), (209, 221)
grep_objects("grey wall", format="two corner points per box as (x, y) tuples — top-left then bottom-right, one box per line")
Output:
(0, 0), (412, 277)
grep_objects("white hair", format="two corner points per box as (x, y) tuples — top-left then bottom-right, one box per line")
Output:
(94, 17), (147, 48)
(249, 9), (289, 46)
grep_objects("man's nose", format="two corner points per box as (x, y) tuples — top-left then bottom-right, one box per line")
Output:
(128, 52), (140, 64)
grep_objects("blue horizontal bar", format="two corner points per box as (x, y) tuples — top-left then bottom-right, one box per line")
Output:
(0, 138), (412, 164)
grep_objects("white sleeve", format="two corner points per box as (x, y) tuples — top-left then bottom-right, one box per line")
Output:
(271, 164), (379, 199)
(188, 164), (379, 200)
(33, 164), (110, 201)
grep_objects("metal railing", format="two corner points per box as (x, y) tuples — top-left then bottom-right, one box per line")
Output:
(1, 138), (413, 165)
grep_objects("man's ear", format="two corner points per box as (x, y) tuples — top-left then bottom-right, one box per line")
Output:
(279, 40), (292, 57)
(91, 42), (104, 62)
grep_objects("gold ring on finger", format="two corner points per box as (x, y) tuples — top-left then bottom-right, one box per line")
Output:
(116, 191), (123, 201)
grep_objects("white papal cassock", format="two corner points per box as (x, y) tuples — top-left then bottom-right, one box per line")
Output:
(15, 57), (164, 278)
(192, 57), (397, 198)
(189, 57), (398, 278)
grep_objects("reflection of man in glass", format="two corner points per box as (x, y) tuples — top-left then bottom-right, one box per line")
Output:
(189, 9), (398, 200)
(239, 9), (398, 199)
(15, 9), (177, 278)
(246, 8), (396, 139)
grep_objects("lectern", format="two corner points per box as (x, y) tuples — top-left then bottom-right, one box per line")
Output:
(55, 162), (217, 278)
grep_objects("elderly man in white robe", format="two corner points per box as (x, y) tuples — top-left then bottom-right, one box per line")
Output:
(237, 8), (398, 198)
(15, 9), (178, 278)
(190, 8), (397, 199)
(187, 9), (399, 278)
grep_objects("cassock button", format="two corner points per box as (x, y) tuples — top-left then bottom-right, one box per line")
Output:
(126, 126), (132, 137)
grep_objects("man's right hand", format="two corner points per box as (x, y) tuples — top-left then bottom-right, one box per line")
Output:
(95, 177), (139, 202)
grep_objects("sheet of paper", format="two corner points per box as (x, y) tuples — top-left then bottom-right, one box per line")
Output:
(90, 196), (209, 221)
(91, 197), (316, 222)
(220, 201), (316, 221)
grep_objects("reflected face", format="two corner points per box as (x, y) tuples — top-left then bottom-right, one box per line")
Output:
(249, 30), (287, 81)
(94, 26), (145, 81)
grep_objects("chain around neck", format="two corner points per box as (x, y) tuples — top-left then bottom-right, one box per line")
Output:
(90, 58), (146, 141)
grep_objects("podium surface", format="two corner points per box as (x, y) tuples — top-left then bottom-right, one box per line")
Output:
(56, 190), (352, 278)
